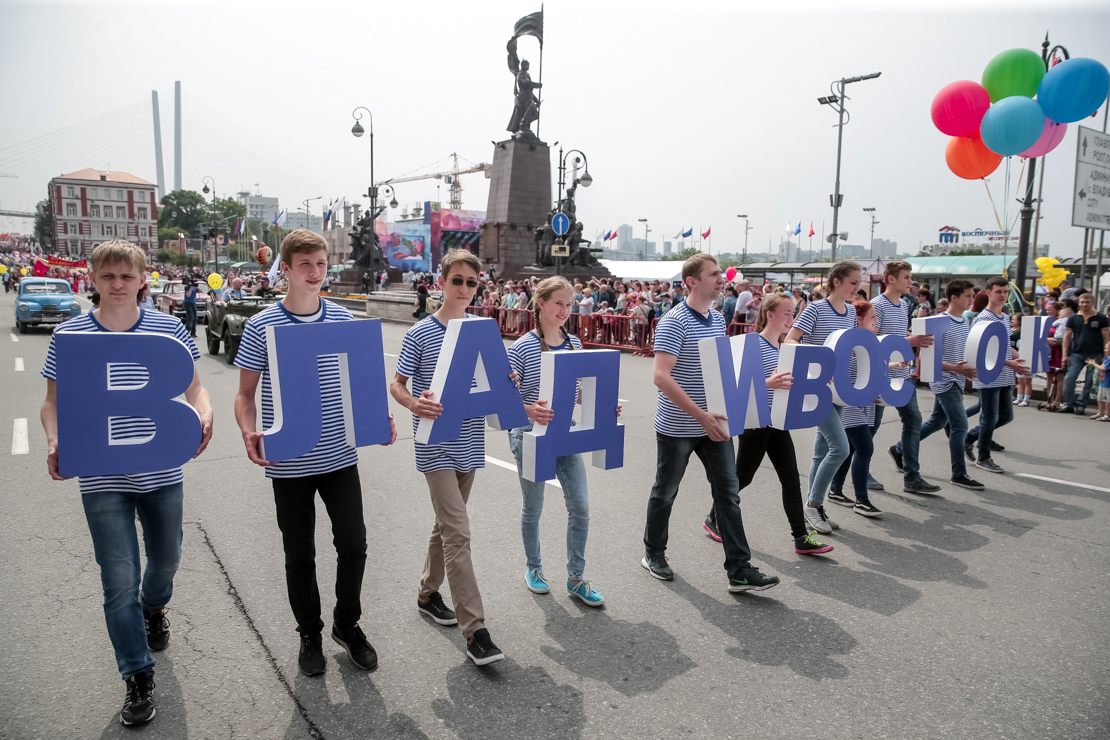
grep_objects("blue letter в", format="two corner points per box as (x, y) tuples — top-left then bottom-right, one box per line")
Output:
(521, 349), (624, 483)
(912, 315), (950, 384)
(770, 344), (835, 430)
(262, 319), (393, 462)
(699, 333), (770, 436)
(416, 317), (528, 445)
(55, 332), (201, 478)
(965, 320), (1008, 386)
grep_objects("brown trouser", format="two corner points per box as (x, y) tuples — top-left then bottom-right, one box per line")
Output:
(419, 469), (485, 639)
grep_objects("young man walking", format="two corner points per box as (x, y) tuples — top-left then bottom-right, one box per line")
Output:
(642, 253), (779, 593)
(872, 261), (941, 494)
(1058, 291), (1109, 416)
(40, 240), (214, 726)
(235, 229), (396, 677)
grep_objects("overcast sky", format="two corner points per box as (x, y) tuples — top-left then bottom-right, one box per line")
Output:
(1, 0), (1108, 258)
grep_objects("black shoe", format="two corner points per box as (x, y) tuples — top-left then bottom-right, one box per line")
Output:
(727, 565), (780, 593)
(854, 500), (883, 518)
(888, 445), (904, 473)
(964, 440), (976, 463)
(975, 458), (1005, 474)
(331, 623), (378, 670)
(120, 673), (156, 726)
(298, 632), (326, 676)
(989, 441), (1005, 452)
(702, 512), (722, 543)
(144, 608), (169, 652)
(1056, 405), (1074, 414)
(418, 591), (458, 626)
(827, 489), (855, 507)
(904, 478), (942, 494)
(950, 474), (985, 490)
(466, 628), (505, 666)
(641, 554), (674, 581)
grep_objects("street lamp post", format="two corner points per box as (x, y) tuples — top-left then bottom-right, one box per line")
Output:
(302, 196), (322, 233)
(555, 146), (593, 276)
(736, 214), (751, 263)
(638, 218), (650, 260)
(201, 176), (219, 275)
(351, 107), (400, 273)
(863, 207), (878, 259)
(818, 72), (881, 263)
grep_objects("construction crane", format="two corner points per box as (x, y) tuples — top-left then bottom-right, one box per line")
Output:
(376, 153), (490, 210)
(0, 174), (17, 178)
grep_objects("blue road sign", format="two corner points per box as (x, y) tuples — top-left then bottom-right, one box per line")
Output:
(552, 212), (570, 236)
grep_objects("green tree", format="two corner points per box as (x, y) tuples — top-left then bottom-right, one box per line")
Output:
(662, 246), (701, 262)
(158, 190), (208, 235)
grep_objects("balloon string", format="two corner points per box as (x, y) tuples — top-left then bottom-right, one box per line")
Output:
(982, 179), (1006, 236)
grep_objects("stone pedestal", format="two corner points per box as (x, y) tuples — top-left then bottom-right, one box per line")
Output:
(481, 137), (552, 278)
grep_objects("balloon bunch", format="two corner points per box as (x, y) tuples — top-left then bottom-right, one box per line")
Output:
(1035, 257), (1070, 289)
(932, 49), (1110, 180)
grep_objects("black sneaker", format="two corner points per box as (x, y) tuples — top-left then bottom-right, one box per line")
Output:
(1056, 405), (1074, 414)
(144, 608), (169, 652)
(989, 441), (1006, 452)
(702, 512), (722, 543)
(854, 500), (883, 518)
(964, 440), (976, 462)
(794, 532), (834, 555)
(466, 628), (505, 666)
(418, 591), (458, 626)
(888, 444), (904, 473)
(976, 458), (1004, 474)
(903, 478), (942, 494)
(298, 632), (326, 677)
(827, 489), (855, 507)
(950, 474), (985, 490)
(727, 566), (780, 593)
(120, 673), (156, 726)
(641, 554), (674, 581)
(331, 623), (378, 670)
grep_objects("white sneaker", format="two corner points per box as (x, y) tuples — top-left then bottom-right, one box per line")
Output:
(804, 504), (832, 534)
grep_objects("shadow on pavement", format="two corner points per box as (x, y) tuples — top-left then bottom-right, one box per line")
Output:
(97, 654), (185, 739)
(870, 511), (992, 552)
(755, 549), (921, 617)
(968, 483), (1093, 520)
(831, 527), (988, 589)
(533, 592), (696, 696)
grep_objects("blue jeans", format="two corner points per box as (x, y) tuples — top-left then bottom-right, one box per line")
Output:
(906, 385), (969, 478)
(871, 383), (922, 482)
(807, 405), (850, 506)
(183, 302), (197, 334)
(966, 386), (1014, 461)
(82, 483), (184, 680)
(1062, 351), (1100, 410)
(644, 432), (753, 579)
(508, 424), (590, 580)
(831, 425), (875, 503)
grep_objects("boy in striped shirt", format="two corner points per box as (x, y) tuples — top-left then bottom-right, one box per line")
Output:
(234, 230), (396, 678)
(40, 240), (214, 727)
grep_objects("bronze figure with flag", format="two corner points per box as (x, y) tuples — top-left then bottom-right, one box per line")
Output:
(506, 9), (544, 138)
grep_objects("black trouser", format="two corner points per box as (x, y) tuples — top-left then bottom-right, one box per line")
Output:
(272, 465), (367, 635)
(712, 427), (806, 540)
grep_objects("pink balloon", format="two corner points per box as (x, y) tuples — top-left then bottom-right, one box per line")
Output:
(931, 80), (991, 137)
(725, 267), (737, 281)
(1019, 119), (1068, 158)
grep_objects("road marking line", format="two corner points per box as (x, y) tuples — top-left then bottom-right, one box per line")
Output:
(1014, 473), (1110, 494)
(485, 455), (561, 489)
(383, 352), (398, 358)
(9, 333), (17, 342)
(14, 357), (24, 372)
(11, 418), (29, 455)
(619, 398), (630, 403)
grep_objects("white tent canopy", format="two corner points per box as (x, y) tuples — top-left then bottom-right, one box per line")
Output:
(597, 260), (684, 282)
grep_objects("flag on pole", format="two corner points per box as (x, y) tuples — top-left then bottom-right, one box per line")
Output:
(681, 228), (693, 238)
(674, 228), (683, 239)
(794, 222), (801, 236)
(323, 200), (333, 230)
(268, 248), (281, 283)
(608, 231), (618, 241)
(785, 222), (792, 233)
(808, 222), (815, 237)
(702, 227), (711, 239)
(273, 209), (287, 228)
(603, 230), (611, 241)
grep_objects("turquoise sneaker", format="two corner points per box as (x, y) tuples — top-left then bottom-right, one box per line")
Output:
(567, 579), (604, 607)
(525, 568), (550, 594)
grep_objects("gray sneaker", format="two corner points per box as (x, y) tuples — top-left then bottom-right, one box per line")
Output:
(804, 504), (832, 534)
(867, 476), (885, 492)
(904, 478), (942, 494)
(975, 458), (1005, 474)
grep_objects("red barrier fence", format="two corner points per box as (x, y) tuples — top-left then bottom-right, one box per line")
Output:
(728, 321), (755, 336)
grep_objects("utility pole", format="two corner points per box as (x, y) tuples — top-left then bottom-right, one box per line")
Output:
(638, 218), (650, 260)
(737, 214), (751, 263)
(864, 207), (878, 259)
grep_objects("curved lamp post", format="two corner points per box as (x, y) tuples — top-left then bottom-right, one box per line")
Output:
(555, 147), (592, 275)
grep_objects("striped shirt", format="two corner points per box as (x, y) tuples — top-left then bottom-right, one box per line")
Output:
(507, 330), (583, 407)
(971, 308), (1015, 389)
(653, 301), (726, 437)
(234, 299), (359, 479)
(793, 299), (857, 347)
(871, 293), (911, 380)
(841, 353), (876, 428)
(931, 313), (972, 394)
(42, 309), (201, 494)
(397, 315), (486, 473)
(757, 335), (780, 413)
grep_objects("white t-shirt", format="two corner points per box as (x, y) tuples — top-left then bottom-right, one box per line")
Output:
(579, 295), (595, 316)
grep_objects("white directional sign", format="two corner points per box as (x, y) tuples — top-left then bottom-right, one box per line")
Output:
(1072, 125), (1110, 231)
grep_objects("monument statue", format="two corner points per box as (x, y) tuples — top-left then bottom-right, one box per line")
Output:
(533, 210), (557, 267)
(507, 60), (542, 138)
(349, 205), (387, 271)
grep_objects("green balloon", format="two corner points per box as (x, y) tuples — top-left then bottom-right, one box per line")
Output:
(982, 48), (1046, 103)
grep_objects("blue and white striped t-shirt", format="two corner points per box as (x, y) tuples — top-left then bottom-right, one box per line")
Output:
(971, 308), (1015, 390)
(652, 301), (726, 437)
(396, 315), (486, 473)
(871, 293), (911, 381)
(793, 299), (857, 347)
(507, 331), (584, 407)
(757, 335), (780, 413)
(932, 313), (972, 394)
(234, 299), (359, 479)
(42, 309), (201, 494)
(840, 352), (876, 429)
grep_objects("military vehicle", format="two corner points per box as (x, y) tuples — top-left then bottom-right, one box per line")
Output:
(205, 295), (279, 364)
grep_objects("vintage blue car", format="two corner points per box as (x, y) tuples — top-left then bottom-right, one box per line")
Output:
(14, 278), (82, 333)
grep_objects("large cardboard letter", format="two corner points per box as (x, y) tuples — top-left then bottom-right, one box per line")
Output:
(1019, 316), (1052, 375)
(965, 320), (1008, 386)
(827, 328), (886, 407)
(770, 344), (835, 430)
(416, 317), (528, 444)
(55, 332), (201, 478)
(263, 319), (393, 461)
(912, 315), (950, 384)
(699, 333), (771, 437)
(521, 349), (624, 482)
(877, 333), (915, 407)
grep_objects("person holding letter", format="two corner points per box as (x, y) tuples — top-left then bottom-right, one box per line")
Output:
(642, 254), (780, 592)
(40, 240), (214, 727)
(234, 230), (395, 677)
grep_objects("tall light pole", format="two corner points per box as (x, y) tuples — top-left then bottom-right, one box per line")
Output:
(201, 176), (219, 274)
(818, 71), (880, 263)
(863, 207), (878, 259)
(351, 106), (399, 255)
(555, 146), (593, 276)
(737, 214), (751, 263)
(302, 196), (322, 232)
(638, 218), (650, 260)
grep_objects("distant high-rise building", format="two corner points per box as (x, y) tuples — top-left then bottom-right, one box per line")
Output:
(873, 238), (898, 259)
(663, 240), (673, 256)
(283, 211), (323, 233)
(617, 224), (634, 252)
(237, 191), (280, 225)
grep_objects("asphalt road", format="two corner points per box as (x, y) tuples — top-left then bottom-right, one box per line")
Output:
(1, 290), (1107, 740)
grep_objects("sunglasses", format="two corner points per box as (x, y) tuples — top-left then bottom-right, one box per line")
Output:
(449, 277), (480, 288)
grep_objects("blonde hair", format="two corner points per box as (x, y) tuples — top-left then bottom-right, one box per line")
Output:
(90, 239), (145, 274)
(754, 293), (791, 333)
(280, 229), (328, 260)
(531, 276), (575, 351)
(681, 253), (719, 285)
(440, 248), (482, 278)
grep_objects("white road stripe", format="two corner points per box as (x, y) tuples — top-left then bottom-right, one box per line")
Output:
(1014, 473), (1110, 494)
(11, 418), (29, 455)
(485, 455), (561, 489)
(383, 353), (398, 358)
(14, 357), (24, 372)
(9, 333), (17, 342)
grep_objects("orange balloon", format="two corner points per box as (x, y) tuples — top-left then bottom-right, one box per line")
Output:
(946, 134), (1002, 180)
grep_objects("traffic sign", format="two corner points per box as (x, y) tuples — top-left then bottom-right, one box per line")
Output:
(552, 212), (570, 236)
(1072, 125), (1110, 231)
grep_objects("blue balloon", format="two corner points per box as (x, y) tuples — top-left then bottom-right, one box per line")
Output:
(1037, 58), (1110, 124)
(980, 96), (1045, 156)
